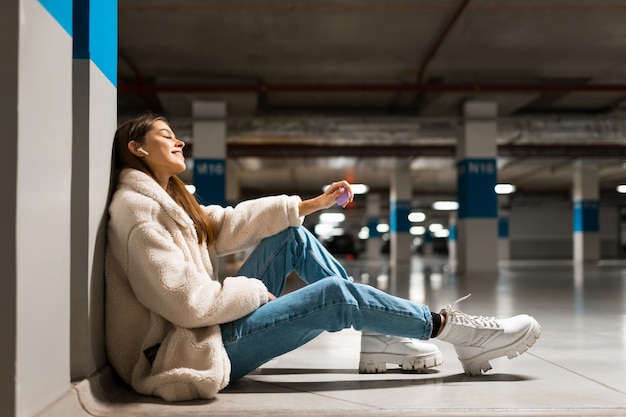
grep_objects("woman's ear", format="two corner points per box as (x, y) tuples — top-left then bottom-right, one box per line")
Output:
(128, 141), (147, 157)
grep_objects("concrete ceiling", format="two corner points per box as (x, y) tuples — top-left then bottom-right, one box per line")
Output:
(117, 0), (626, 206)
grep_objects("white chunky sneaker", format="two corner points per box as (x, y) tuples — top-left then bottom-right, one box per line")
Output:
(437, 294), (542, 376)
(359, 333), (442, 373)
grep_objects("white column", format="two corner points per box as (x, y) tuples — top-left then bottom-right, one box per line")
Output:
(226, 161), (241, 204)
(456, 101), (499, 278)
(71, 0), (117, 381)
(192, 102), (227, 206)
(448, 211), (457, 270)
(365, 193), (382, 260)
(3, 1), (74, 416)
(390, 163), (412, 297)
(573, 162), (600, 263)
(498, 195), (511, 261)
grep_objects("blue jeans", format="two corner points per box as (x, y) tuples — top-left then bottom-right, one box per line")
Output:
(220, 227), (433, 381)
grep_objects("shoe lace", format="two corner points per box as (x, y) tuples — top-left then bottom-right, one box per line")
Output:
(444, 294), (500, 329)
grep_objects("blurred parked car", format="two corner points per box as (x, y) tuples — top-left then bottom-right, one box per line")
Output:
(324, 234), (360, 259)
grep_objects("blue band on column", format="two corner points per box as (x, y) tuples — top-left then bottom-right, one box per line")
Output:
(498, 217), (509, 238)
(90, 0), (117, 86)
(457, 158), (497, 219)
(390, 200), (411, 233)
(194, 158), (226, 207)
(367, 217), (380, 238)
(73, 0), (118, 86)
(449, 224), (457, 242)
(573, 200), (599, 232)
(39, 0), (73, 36)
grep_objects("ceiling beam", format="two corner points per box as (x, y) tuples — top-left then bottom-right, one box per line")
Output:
(217, 143), (626, 158)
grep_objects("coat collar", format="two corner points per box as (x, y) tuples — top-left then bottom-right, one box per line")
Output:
(118, 169), (194, 228)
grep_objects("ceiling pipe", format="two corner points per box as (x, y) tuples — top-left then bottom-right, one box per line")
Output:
(118, 83), (626, 94)
(416, 0), (471, 86)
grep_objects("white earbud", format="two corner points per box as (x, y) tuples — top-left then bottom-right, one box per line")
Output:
(138, 147), (150, 155)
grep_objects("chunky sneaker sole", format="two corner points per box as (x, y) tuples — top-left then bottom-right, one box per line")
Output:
(359, 351), (443, 373)
(456, 315), (542, 376)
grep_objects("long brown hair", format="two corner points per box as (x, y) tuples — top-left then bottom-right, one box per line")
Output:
(111, 114), (216, 245)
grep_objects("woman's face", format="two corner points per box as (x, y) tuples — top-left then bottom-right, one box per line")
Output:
(136, 120), (186, 187)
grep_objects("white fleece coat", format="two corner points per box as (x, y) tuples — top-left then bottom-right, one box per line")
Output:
(105, 169), (303, 401)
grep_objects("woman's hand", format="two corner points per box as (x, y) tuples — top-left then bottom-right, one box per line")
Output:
(298, 180), (353, 217)
(267, 291), (277, 302)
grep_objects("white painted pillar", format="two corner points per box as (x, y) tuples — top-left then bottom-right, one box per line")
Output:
(448, 211), (457, 269)
(573, 162), (600, 263)
(456, 101), (499, 278)
(71, 0), (117, 382)
(390, 163), (412, 297)
(226, 161), (241, 204)
(192, 102), (227, 206)
(498, 195), (511, 261)
(2, 1), (73, 416)
(366, 193), (382, 260)
(390, 166), (413, 263)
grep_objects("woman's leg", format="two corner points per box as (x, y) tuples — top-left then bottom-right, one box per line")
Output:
(221, 276), (433, 381)
(236, 226), (352, 296)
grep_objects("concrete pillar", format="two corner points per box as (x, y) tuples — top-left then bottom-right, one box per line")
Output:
(448, 212), (457, 269)
(390, 163), (412, 297)
(498, 195), (511, 261)
(456, 101), (498, 278)
(226, 161), (240, 204)
(573, 162), (600, 263)
(2, 1), (73, 416)
(192, 101), (227, 206)
(365, 193), (382, 260)
(71, 0), (117, 381)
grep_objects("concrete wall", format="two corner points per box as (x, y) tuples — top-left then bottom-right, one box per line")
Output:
(509, 195), (622, 260)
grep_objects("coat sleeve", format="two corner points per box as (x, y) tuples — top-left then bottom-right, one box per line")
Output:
(206, 195), (303, 256)
(125, 221), (269, 329)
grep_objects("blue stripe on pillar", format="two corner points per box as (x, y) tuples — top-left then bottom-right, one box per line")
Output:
(457, 158), (497, 219)
(498, 217), (509, 238)
(390, 200), (411, 233)
(90, 0), (117, 86)
(449, 224), (457, 242)
(194, 158), (226, 206)
(573, 200), (599, 232)
(72, 0), (117, 86)
(73, 0), (88, 58)
(367, 217), (380, 238)
(39, 0), (73, 36)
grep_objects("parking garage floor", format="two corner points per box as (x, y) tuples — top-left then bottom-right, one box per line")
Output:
(80, 257), (626, 417)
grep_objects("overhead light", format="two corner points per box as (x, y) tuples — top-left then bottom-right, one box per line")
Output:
(429, 223), (444, 232)
(314, 224), (344, 238)
(434, 229), (450, 238)
(319, 212), (345, 223)
(408, 211), (426, 222)
(617, 185), (626, 193)
(322, 183), (369, 194)
(495, 183), (516, 194)
(410, 226), (426, 235)
(433, 201), (459, 211)
(185, 184), (196, 194)
(376, 223), (390, 233)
